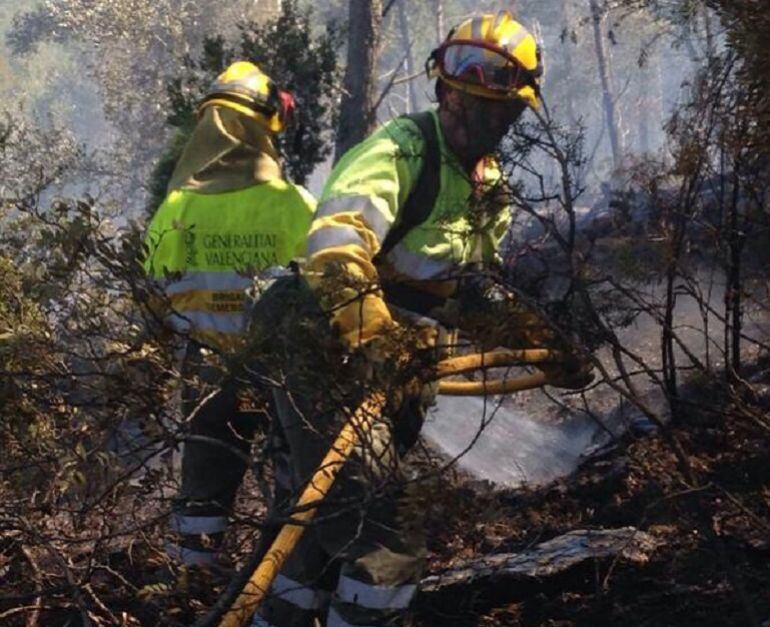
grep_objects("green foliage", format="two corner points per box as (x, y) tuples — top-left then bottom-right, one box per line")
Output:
(708, 0), (770, 149)
(0, 255), (47, 361)
(238, 0), (342, 186)
(0, 254), (61, 491)
(150, 0), (342, 210)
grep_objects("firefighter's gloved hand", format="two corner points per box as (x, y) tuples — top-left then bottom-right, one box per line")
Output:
(539, 353), (595, 390)
(358, 335), (391, 368)
(359, 334), (434, 454)
(457, 274), (559, 351)
(357, 332), (401, 392)
(357, 332), (405, 397)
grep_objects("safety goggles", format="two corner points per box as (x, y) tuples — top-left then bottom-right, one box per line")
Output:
(437, 40), (537, 94)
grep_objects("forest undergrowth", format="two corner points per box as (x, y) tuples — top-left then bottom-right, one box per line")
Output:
(419, 368), (770, 626)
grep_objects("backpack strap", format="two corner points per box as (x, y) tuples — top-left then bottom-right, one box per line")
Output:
(375, 111), (441, 260)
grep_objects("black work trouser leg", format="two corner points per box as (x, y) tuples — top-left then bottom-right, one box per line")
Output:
(168, 374), (266, 566)
(254, 383), (427, 627)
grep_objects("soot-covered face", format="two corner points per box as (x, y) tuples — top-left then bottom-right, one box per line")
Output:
(439, 83), (526, 169)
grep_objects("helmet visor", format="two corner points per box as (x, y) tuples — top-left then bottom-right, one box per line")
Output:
(440, 40), (535, 94)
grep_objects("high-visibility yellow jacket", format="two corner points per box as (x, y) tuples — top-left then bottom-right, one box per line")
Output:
(144, 106), (315, 351)
(305, 109), (510, 349)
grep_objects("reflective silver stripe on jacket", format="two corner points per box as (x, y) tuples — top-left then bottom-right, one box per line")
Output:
(271, 574), (322, 610)
(315, 195), (392, 243)
(168, 311), (246, 336)
(170, 514), (228, 535)
(162, 272), (252, 296)
(385, 240), (456, 280)
(306, 225), (370, 256)
(336, 575), (417, 610)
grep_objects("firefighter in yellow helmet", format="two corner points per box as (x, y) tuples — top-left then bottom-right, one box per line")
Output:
(429, 10), (542, 106)
(144, 61), (314, 571)
(251, 12), (591, 626)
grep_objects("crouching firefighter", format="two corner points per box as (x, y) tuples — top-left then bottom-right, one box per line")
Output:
(247, 11), (594, 627)
(143, 61), (315, 570)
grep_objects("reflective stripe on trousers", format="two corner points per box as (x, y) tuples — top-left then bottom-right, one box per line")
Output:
(170, 513), (228, 535)
(251, 573), (324, 626)
(336, 575), (416, 610)
(165, 542), (218, 567)
(271, 573), (323, 610)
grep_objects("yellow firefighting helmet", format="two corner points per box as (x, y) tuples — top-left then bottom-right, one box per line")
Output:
(198, 61), (296, 133)
(427, 11), (543, 108)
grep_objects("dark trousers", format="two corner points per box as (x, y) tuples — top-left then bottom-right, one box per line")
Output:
(167, 349), (281, 566)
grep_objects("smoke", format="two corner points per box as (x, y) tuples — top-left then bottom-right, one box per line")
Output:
(423, 395), (620, 487)
(423, 267), (759, 488)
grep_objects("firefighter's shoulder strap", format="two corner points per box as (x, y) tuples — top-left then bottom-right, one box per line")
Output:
(375, 111), (441, 260)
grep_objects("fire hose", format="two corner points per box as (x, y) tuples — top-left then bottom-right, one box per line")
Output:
(218, 348), (559, 627)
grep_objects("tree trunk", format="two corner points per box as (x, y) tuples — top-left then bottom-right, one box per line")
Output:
(434, 0), (445, 44)
(588, 0), (624, 171)
(727, 165), (744, 377)
(638, 49), (663, 154)
(702, 7), (717, 59)
(638, 97), (651, 154)
(560, 0), (579, 129)
(334, 0), (383, 163)
(397, 0), (418, 114)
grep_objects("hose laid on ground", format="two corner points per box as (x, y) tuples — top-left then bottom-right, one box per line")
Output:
(218, 348), (555, 627)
